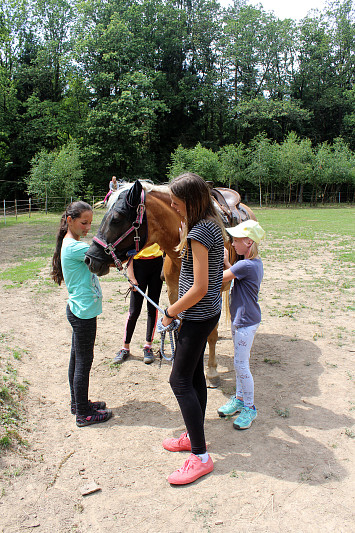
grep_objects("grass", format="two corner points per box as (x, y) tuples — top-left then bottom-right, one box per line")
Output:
(0, 333), (29, 452)
(0, 259), (45, 285)
(274, 407), (290, 418)
(255, 206), (355, 240)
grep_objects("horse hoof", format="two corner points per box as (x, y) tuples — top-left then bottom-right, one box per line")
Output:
(206, 376), (220, 389)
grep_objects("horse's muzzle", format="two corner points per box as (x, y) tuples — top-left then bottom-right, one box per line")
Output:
(84, 254), (111, 277)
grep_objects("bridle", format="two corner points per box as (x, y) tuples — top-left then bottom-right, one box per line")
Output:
(92, 189), (146, 271)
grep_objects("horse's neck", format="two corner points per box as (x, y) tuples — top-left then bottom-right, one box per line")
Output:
(145, 190), (181, 263)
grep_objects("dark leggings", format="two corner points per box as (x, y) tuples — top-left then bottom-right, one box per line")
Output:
(169, 313), (220, 455)
(66, 305), (97, 416)
(124, 256), (163, 344)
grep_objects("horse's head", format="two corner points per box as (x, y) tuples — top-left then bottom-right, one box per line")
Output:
(85, 180), (147, 275)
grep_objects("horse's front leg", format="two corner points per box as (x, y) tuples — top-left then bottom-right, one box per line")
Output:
(206, 325), (220, 388)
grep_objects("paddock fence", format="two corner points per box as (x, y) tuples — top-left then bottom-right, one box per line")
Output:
(1, 187), (353, 225)
(0, 194), (107, 225)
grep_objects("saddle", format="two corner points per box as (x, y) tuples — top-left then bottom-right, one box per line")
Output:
(210, 187), (250, 228)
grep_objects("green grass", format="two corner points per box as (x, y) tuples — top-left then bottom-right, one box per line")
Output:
(0, 334), (29, 452)
(255, 206), (355, 240)
(0, 259), (45, 285)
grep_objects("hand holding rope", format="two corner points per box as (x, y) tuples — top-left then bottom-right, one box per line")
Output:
(122, 261), (180, 362)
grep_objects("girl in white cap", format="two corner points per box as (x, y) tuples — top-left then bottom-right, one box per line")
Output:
(218, 219), (265, 429)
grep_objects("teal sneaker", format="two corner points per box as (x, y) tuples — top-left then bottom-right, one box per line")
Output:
(233, 406), (257, 429)
(218, 396), (244, 418)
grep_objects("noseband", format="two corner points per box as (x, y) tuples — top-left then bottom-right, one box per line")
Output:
(92, 189), (146, 271)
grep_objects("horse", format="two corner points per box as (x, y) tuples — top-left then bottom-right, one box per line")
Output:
(85, 179), (256, 387)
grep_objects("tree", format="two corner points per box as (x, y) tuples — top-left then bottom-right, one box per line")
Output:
(25, 139), (83, 205)
(218, 143), (246, 189)
(246, 133), (276, 207)
(292, 1), (355, 144)
(168, 142), (220, 183)
(278, 132), (314, 203)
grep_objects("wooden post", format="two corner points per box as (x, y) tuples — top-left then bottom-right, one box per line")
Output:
(3, 199), (6, 225)
(29, 198), (31, 218)
(15, 199), (17, 220)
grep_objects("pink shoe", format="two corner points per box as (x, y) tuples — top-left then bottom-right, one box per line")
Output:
(162, 431), (191, 452)
(167, 454), (214, 485)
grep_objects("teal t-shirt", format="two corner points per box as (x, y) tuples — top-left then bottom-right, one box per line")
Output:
(61, 238), (102, 319)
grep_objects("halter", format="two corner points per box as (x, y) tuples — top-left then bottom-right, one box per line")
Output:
(93, 190), (146, 271)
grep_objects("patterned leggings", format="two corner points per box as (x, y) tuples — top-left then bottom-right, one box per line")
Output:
(232, 323), (259, 408)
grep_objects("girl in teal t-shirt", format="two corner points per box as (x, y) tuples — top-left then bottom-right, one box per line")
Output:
(51, 201), (112, 427)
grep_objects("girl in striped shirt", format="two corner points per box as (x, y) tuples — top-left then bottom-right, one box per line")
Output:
(161, 172), (225, 485)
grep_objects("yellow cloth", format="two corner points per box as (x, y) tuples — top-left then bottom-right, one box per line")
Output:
(134, 243), (163, 259)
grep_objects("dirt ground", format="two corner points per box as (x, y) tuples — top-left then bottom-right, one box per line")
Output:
(0, 218), (354, 533)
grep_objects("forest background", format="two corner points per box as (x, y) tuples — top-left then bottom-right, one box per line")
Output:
(0, 0), (354, 205)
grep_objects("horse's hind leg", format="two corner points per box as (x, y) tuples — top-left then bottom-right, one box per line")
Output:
(206, 325), (220, 388)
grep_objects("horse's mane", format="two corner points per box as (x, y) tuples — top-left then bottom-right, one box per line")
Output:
(107, 180), (170, 209)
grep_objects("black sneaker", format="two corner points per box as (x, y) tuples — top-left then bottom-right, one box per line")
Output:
(143, 347), (154, 364)
(71, 400), (107, 415)
(76, 408), (112, 427)
(113, 348), (130, 364)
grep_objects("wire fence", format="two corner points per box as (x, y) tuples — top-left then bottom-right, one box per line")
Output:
(0, 195), (107, 225)
(1, 187), (353, 225)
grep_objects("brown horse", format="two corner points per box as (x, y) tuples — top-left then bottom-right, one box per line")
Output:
(85, 180), (255, 387)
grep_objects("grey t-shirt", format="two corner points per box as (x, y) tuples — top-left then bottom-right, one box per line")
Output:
(229, 258), (264, 328)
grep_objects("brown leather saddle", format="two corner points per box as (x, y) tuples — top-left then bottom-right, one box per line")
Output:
(210, 187), (250, 227)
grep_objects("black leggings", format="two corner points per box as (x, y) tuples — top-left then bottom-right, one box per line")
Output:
(124, 256), (163, 344)
(66, 305), (97, 416)
(169, 313), (220, 455)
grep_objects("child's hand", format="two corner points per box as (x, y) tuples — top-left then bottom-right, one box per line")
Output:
(223, 247), (229, 265)
(161, 315), (173, 327)
(129, 277), (138, 291)
(179, 221), (186, 241)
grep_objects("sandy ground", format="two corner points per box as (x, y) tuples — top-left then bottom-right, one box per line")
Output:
(0, 219), (354, 533)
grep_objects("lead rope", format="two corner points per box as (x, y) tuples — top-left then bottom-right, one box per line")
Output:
(121, 261), (180, 363)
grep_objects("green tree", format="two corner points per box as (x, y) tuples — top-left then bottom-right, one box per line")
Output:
(218, 143), (246, 189)
(278, 132), (314, 203)
(292, 1), (355, 144)
(246, 133), (276, 206)
(168, 142), (220, 183)
(26, 139), (83, 204)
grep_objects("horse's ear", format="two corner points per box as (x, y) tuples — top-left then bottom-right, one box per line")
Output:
(126, 180), (142, 207)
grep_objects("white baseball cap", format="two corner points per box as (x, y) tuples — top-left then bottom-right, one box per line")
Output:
(226, 220), (265, 244)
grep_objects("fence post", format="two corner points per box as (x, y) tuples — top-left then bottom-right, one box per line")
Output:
(29, 198), (31, 218)
(338, 191), (341, 203)
(3, 199), (6, 225)
(15, 199), (17, 220)
(45, 188), (48, 214)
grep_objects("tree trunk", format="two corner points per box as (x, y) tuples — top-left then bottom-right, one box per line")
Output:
(298, 183), (303, 204)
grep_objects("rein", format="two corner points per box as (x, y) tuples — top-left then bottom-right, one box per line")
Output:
(122, 265), (180, 363)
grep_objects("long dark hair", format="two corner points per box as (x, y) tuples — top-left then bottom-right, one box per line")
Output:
(51, 201), (92, 286)
(170, 172), (225, 255)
